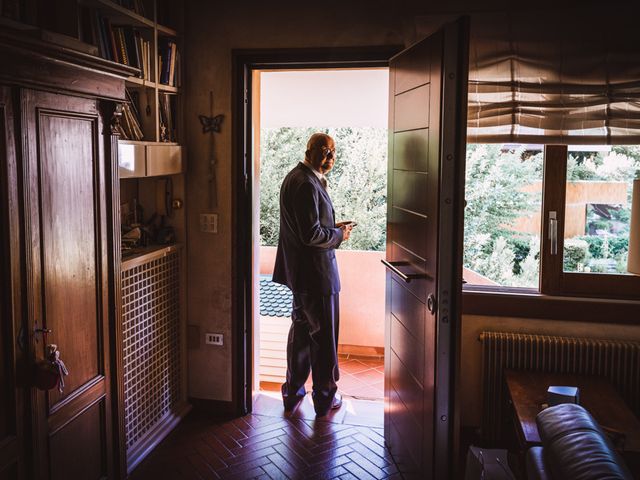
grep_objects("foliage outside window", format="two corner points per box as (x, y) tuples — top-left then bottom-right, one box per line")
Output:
(259, 127), (387, 251)
(463, 144), (543, 288)
(562, 147), (640, 275)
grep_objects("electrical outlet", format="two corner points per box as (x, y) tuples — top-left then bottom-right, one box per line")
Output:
(205, 333), (223, 346)
(200, 213), (218, 233)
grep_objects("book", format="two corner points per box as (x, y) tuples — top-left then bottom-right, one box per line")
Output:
(158, 38), (173, 85)
(115, 27), (128, 65)
(104, 17), (119, 63)
(158, 93), (176, 142)
(168, 41), (176, 86)
(119, 89), (144, 141)
(121, 26), (139, 70)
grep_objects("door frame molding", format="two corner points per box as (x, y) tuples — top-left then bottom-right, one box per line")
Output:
(435, 18), (469, 479)
(231, 45), (401, 415)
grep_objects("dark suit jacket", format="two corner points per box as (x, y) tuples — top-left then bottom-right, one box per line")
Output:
(273, 163), (343, 295)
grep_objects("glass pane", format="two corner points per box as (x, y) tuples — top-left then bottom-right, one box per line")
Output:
(563, 146), (640, 274)
(464, 144), (544, 288)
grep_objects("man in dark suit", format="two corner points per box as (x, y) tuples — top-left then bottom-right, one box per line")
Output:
(273, 133), (354, 416)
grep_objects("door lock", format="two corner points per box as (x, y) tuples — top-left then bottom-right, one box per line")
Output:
(427, 294), (437, 314)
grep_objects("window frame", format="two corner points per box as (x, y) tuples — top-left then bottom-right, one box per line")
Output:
(462, 144), (640, 318)
(540, 145), (640, 299)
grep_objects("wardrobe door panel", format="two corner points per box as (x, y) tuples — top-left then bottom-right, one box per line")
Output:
(22, 89), (113, 479)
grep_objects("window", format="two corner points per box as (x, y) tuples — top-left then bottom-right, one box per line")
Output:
(541, 145), (640, 298)
(463, 144), (543, 290)
(464, 144), (640, 300)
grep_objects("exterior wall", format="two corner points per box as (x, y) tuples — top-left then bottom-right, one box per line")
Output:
(260, 246), (385, 349)
(513, 181), (628, 237)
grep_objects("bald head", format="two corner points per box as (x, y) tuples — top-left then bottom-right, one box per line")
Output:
(305, 133), (336, 174)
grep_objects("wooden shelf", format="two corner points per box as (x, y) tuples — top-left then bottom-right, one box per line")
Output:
(122, 243), (181, 269)
(119, 140), (180, 146)
(157, 24), (178, 37)
(126, 77), (159, 88)
(80, 0), (154, 28)
(157, 83), (178, 93)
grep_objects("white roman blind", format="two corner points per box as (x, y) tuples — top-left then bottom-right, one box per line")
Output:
(467, 9), (640, 145)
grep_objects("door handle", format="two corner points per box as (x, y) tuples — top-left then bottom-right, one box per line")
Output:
(427, 293), (437, 314)
(381, 259), (427, 283)
(549, 211), (558, 255)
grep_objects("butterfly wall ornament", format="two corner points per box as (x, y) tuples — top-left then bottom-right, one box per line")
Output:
(199, 113), (224, 134)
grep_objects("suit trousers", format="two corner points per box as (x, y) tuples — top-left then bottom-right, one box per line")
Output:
(282, 293), (340, 410)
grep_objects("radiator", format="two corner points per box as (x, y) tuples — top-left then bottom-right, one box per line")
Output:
(122, 248), (181, 457)
(479, 331), (640, 443)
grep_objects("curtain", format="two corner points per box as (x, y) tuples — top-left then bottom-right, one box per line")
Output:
(467, 9), (640, 145)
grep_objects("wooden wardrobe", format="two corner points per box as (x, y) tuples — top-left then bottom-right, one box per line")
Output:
(0, 30), (133, 479)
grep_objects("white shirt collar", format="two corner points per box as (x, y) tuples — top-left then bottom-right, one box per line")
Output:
(301, 160), (326, 183)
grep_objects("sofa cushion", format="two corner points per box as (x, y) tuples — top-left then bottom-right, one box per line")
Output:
(536, 404), (633, 480)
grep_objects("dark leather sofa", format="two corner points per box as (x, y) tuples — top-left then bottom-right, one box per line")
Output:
(526, 403), (633, 480)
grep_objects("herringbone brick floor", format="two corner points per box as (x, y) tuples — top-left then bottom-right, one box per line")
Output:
(130, 393), (400, 480)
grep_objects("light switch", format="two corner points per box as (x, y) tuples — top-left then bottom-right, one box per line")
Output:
(205, 333), (223, 346)
(200, 213), (217, 233)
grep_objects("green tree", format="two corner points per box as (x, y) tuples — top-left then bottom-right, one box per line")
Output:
(463, 144), (543, 286)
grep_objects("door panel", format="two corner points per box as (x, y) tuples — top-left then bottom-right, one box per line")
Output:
(39, 113), (101, 406)
(384, 18), (469, 479)
(22, 89), (113, 479)
(390, 280), (426, 342)
(391, 314), (424, 385)
(391, 209), (429, 261)
(0, 86), (25, 479)
(388, 388), (423, 472)
(392, 171), (428, 214)
(394, 86), (430, 131)
(393, 129), (429, 172)
(393, 40), (431, 94)
(49, 400), (107, 480)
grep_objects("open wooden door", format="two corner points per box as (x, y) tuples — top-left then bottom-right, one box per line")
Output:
(383, 18), (469, 479)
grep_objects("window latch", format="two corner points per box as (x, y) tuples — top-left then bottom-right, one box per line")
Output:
(549, 211), (558, 255)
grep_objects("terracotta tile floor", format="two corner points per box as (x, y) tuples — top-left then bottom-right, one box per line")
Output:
(130, 393), (397, 479)
(261, 355), (384, 401)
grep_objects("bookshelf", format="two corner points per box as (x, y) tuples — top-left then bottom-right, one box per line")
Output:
(76, 0), (182, 146)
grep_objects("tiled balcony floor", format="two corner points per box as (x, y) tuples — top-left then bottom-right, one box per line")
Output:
(260, 354), (384, 401)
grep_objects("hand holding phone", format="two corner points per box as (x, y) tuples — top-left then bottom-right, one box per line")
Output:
(338, 221), (357, 228)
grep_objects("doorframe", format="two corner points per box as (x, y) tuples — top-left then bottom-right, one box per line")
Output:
(231, 46), (401, 415)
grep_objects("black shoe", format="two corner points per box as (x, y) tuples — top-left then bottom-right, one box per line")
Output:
(281, 384), (304, 411)
(314, 393), (342, 417)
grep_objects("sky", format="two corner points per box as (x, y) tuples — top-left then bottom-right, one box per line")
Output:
(259, 69), (389, 128)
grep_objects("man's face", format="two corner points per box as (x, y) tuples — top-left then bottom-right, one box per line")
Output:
(309, 137), (336, 174)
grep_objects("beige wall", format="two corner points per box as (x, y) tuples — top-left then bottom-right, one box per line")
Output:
(183, 0), (611, 405)
(460, 315), (640, 426)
